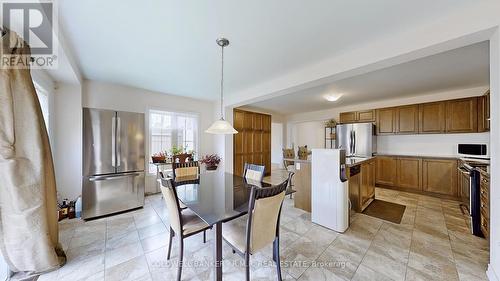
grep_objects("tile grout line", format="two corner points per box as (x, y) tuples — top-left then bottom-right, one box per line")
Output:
(403, 201), (419, 281)
(440, 199), (463, 281)
(349, 218), (383, 281)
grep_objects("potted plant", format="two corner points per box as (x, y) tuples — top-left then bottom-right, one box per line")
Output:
(151, 151), (167, 163)
(325, 119), (337, 128)
(200, 154), (221, 170)
(170, 145), (186, 156)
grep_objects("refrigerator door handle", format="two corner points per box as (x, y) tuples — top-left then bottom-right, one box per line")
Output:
(353, 130), (356, 155)
(350, 130), (354, 156)
(89, 172), (141, 182)
(111, 116), (116, 167)
(116, 117), (121, 167)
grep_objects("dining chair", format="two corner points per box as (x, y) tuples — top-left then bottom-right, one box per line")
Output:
(173, 161), (200, 178)
(243, 163), (265, 182)
(158, 177), (211, 281)
(286, 171), (295, 199)
(222, 179), (289, 281)
(172, 153), (192, 163)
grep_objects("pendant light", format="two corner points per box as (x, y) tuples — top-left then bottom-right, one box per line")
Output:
(205, 38), (238, 135)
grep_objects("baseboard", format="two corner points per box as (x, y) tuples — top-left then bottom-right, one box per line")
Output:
(487, 264), (499, 281)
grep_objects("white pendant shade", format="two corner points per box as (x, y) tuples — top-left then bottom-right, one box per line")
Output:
(205, 119), (238, 134)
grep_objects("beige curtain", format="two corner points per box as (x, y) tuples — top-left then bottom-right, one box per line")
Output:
(0, 30), (65, 277)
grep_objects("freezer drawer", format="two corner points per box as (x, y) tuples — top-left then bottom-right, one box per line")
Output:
(82, 172), (145, 219)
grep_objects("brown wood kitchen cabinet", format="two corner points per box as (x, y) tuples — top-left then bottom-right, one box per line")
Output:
(478, 91), (490, 132)
(375, 156), (397, 186)
(446, 97), (478, 133)
(396, 105), (419, 134)
(360, 160), (376, 209)
(350, 158), (375, 212)
(422, 158), (458, 197)
(233, 109), (271, 177)
(396, 157), (422, 191)
(419, 101), (446, 134)
(376, 108), (397, 135)
(340, 110), (375, 123)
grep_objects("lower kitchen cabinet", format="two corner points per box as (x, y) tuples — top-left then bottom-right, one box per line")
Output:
(360, 160), (375, 210)
(375, 156), (397, 186)
(374, 155), (459, 199)
(422, 158), (458, 197)
(349, 158), (375, 212)
(396, 157), (422, 191)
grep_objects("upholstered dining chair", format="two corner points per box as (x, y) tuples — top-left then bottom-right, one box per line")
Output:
(173, 161), (200, 178)
(158, 177), (211, 281)
(222, 179), (289, 281)
(243, 163), (265, 182)
(286, 171), (295, 199)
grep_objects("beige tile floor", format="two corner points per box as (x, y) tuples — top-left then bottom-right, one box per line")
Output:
(39, 171), (489, 281)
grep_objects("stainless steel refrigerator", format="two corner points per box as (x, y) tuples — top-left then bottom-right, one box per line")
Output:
(82, 108), (145, 220)
(335, 122), (376, 157)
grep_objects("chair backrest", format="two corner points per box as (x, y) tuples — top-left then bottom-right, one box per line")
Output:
(282, 148), (295, 167)
(243, 163), (265, 182)
(158, 177), (183, 234)
(286, 171), (295, 191)
(172, 153), (192, 163)
(246, 179), (288, 253)
(173, 161), (200, 178)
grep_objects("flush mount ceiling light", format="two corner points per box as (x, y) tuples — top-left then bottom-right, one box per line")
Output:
(206, 38), (238, 135)
(324, 93), (343, 102)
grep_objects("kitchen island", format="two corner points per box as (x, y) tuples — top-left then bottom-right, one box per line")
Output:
(283, 157), (312, 212)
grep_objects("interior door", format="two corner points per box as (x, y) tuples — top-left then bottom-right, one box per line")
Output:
(83, 108), (116, 176)
(116, 111), (145, 173)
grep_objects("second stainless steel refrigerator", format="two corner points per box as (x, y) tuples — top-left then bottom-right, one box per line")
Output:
(335, 122), (376, 157)
(82, 108), (145, 220)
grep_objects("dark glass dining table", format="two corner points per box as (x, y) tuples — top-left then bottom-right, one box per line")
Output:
(174, 172), (272, 281)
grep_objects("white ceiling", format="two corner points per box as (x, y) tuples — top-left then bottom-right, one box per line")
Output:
(59, 0), (475, 100)
(248, 41), (490, 115)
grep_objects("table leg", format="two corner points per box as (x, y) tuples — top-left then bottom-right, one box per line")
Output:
(213, 222), (223, 281)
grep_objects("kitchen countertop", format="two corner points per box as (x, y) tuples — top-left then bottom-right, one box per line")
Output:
(374, 153), (459, 160)
(345, 156), (374, 167)
(283, 157), (311, 163)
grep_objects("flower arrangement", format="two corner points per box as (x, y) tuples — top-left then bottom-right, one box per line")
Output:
(151, 151), (167, 163)
(200, 154), (221, 170)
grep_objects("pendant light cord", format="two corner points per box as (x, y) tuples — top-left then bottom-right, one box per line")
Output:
(220, 45), (225, 120)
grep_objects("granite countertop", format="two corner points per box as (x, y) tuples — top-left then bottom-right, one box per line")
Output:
(374, 153), (459, 160)
(345, 156), (374, 167)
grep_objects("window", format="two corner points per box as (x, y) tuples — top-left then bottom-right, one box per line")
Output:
(149, 110), (199, 173)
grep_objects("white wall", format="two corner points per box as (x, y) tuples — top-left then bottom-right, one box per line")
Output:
(53, 83), (82, 201)
(377, 133), (490, 157)
(286, 86), (490, 156)
(290, 121), (325, 149)
(82, 80), (216, 193)
(488, 29), (499, 281)
(271, 123), (284, 167)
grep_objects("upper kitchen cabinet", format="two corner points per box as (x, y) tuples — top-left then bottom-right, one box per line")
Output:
(445, 97), (478, 133)
(376, 107), (397, 135)
(396, 105), (419, 134)
(422, 158), (458, 197)
(478, 90), (490, 132)
(339, 110), (375, 123)
(419, 101), (446, 134)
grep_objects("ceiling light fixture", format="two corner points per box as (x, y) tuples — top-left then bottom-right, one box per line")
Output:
(205, 38), (238, 135)
(324, 94), (343, 102)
